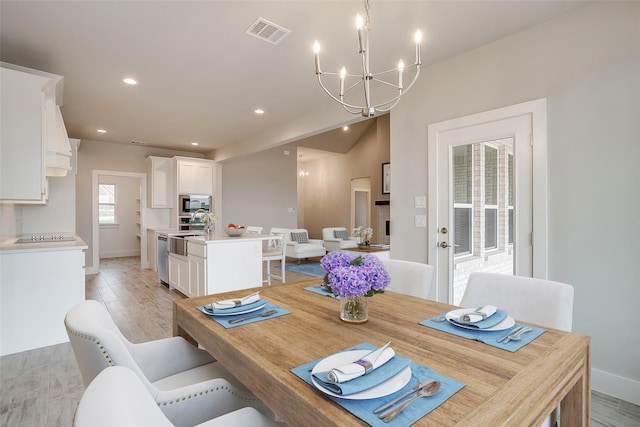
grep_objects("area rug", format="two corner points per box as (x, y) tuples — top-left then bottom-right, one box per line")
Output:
(275, 262), (325, 278)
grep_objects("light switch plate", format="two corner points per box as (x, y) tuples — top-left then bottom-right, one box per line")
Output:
(415, 196), (426, 209)
(415, 215), (426, 227)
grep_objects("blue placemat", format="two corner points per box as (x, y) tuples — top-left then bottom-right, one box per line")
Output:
(304, 285), (340, 299)
(291, 343), (465, 427)
(197, 301), (290, 328)
(419, 313), (545, 352)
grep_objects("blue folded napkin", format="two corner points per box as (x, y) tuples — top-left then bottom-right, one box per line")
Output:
(291, 342), (465, 427)
(311, 353), (410, 395)
(197, 301), (291, 328)
(420, 313), (546, 352)
(304, 285), (340, 299)
(200, 299), (266, 315)
(448, 308), (508, 329)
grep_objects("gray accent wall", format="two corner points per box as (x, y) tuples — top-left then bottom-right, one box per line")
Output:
(390, 2), (639, 403)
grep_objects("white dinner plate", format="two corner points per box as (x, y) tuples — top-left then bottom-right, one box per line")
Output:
(310, 350), (412, 400)
(204, 302), (267, 317)
(446, 308), (515, 331)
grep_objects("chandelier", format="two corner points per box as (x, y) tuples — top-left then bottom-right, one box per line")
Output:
(313, 0), (422, 117)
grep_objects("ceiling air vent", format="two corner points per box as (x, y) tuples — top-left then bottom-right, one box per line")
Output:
(245, 17), (291, 45)
(130, 140), (147, 146)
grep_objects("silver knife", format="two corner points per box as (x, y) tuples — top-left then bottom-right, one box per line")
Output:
(228, 309), (276, 324)
(372, 380), (434, 414)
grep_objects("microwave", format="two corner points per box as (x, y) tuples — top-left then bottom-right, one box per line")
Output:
(179, 194), (212, 216)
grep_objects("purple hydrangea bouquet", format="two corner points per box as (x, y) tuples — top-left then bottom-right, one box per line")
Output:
(320, 251), (390, 323)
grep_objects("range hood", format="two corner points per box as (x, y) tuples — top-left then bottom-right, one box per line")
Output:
(45, 99), (72, 177)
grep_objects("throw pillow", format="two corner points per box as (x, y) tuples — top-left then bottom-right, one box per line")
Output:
(334, 229), (349, 240)
(290, 231), (309, 244)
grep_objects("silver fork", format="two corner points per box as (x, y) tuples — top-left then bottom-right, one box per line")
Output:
(502, 327), (532, 344)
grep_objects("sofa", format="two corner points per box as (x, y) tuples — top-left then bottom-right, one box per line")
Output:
(271, 228), (326, 263)
(322, 227), (359, 252)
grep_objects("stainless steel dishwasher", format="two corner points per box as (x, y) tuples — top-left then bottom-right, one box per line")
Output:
(157, 233), (169, 286)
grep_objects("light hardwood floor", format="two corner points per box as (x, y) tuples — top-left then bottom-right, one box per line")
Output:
(1, 256), (638, 426)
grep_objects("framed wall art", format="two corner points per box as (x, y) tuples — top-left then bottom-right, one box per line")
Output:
(382, 162), (390, 194)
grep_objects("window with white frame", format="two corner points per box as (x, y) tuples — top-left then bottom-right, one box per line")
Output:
(508, 153), (514, 245)
(453, 145), (473, 256)
(484, 146), (498, 250)
(99, 184), (117, 225)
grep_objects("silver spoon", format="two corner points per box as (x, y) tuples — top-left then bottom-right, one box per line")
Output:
(502, 327), (532, 343)
(380, 381), (441, 422)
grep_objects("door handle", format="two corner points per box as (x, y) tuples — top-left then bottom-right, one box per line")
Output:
(438, 241), (459, 249)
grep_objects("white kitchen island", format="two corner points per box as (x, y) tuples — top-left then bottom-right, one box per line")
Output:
(0, 236), (87, 356)
(181, 232), (281, 297)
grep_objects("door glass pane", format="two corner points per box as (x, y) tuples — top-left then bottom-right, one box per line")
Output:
(451, 139), (515, 305)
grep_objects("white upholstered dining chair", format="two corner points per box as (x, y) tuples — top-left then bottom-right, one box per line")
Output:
(245, 226), (263, 234)
(380, 259), (434, 299)
(65, 300), (274, 427)
(460, 272), (574, 331)
(73, 366), (280, 427)
(460, 272), (575, 427)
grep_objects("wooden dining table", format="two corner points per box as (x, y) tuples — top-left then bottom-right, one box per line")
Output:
(173, 279), (591, 426)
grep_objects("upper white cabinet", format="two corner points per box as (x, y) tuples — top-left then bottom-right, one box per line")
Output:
(0, 67), (49, 202)
(1, 63), (72, 203)
(175, 157), (214, 195)
(147, 156), (174, 208)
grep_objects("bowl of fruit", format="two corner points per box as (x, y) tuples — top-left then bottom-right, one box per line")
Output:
(224, 223), (246, 237)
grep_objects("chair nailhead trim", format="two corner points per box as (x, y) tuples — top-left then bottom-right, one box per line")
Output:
(66, 327), (115, 366)
(157, 384), (261, 406)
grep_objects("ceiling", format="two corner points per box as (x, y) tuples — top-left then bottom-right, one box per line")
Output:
(0, 1), (588, 158)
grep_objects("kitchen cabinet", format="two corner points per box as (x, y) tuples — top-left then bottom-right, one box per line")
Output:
(0, 241), (87, 356)
(188, 255), (206, 297)
(168, 253), (189, 295)
(147, 156), (174, 208)
(175, 157), (214, 195)
(186, 233), (277, 296)
(0, 67), (49, 202)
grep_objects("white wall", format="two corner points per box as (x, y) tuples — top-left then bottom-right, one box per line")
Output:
(76, 139), (204, 271)
(391, 2), (640, 403)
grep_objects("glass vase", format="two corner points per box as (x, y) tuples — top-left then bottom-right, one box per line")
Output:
(340, 295), (368, 324)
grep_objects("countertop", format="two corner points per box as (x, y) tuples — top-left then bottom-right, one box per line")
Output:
(0, 235), (88, 253)
(186, 232), (281, 244)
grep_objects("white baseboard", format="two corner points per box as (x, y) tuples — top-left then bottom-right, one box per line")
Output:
(592, 368), (640, 406)
(99, 250), (140, 259)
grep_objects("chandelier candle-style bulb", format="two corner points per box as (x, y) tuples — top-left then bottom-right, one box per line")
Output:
(314, 41), (321, 74)
(356, 14), (365, 53)
(398, 60), (404, 90)
(340, 67), (347, 96)
(415, 30), (422, 64)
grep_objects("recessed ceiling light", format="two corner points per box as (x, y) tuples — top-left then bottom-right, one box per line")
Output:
(255, 109), (265, 115)
(343, 126), (349, 131)
(191, 142), (199, 146)
(97, 129), (107, 133)
(122, 78), (137, 85)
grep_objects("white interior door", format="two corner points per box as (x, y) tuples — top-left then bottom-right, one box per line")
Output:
(428, 99), (548, 304)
